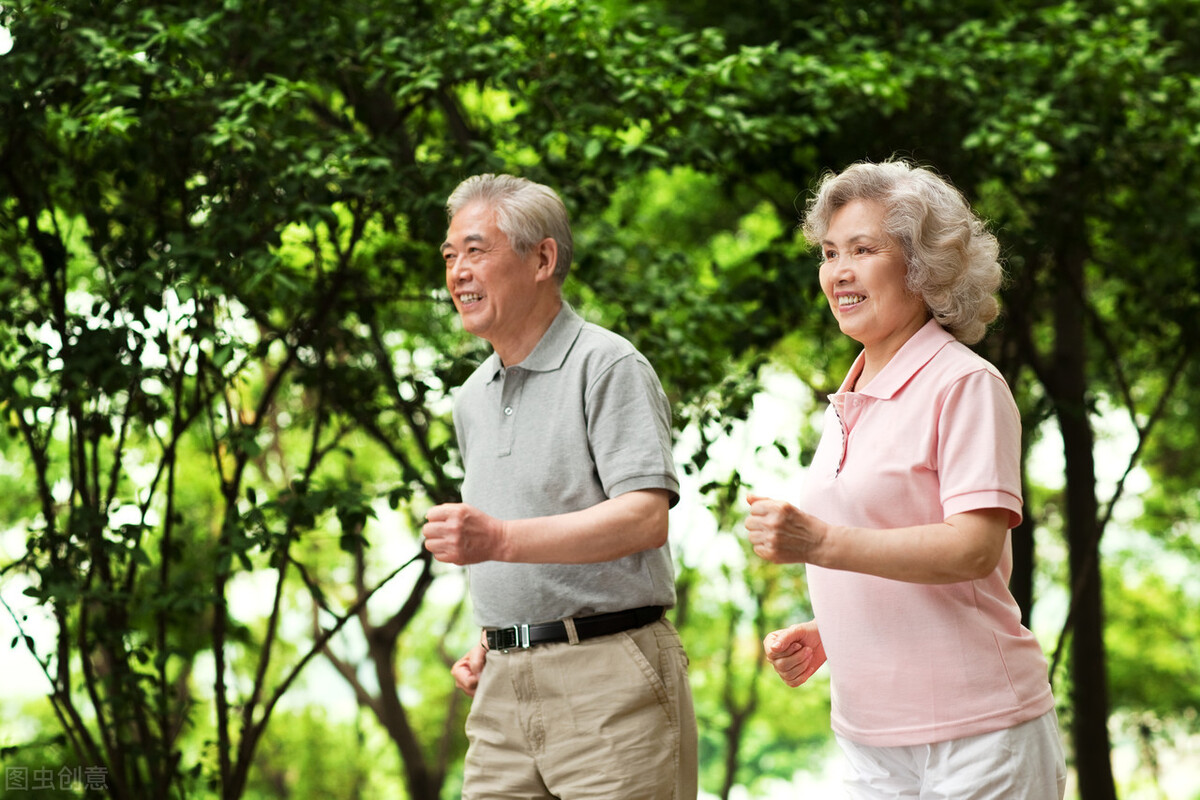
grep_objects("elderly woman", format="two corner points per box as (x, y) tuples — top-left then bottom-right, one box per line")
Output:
(745, 160), (1066, 799)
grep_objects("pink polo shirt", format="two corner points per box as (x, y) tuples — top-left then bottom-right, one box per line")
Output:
(803, 319), (1055, 746)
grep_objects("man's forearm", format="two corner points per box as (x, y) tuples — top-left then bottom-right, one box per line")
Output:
(497, 488), (671, 564)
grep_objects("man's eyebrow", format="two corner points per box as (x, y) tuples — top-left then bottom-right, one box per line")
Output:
(442, 232), (485, 252)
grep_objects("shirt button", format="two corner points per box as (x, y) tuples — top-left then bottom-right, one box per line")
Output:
(504, 407), (513, 416)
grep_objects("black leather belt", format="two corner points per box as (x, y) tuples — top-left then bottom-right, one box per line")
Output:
(485, 605), (664, 651)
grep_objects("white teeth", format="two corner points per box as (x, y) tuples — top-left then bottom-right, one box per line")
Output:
(459, 293), (482, 303)
(838, 294), (865, 306)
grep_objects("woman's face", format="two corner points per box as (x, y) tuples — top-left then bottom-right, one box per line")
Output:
(818, 198), (930, 355)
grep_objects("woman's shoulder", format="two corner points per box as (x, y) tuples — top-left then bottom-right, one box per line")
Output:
(923, 338), (1008, 391)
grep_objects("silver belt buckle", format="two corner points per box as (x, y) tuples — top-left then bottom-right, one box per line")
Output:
(499, 623), (531, 652)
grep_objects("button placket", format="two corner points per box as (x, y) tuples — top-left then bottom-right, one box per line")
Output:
(497, 367), (524, 456)
(830, 393), (859, 477)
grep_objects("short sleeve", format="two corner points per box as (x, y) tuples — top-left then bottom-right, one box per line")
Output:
(584, 353), (680, 507)
(936, 369), (1023, 528)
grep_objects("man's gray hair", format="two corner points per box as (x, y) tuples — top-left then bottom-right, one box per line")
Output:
(447, 174), (574, 284)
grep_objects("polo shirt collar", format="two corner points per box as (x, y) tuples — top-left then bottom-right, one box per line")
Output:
(484, 302), (583, 382)
(837, 318), (955, 400)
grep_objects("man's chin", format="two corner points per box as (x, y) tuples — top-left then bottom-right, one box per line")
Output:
(459, 316), (488, 338)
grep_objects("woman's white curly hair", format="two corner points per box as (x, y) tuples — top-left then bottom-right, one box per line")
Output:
(801, 159), (1002, 345)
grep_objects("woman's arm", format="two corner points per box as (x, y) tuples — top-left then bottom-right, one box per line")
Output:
(746, 495), (1009, 584)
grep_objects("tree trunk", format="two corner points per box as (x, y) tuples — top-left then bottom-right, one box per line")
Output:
(985, 272), (1037, 629)
(1009, 509), (1035, 628)
(720, 711), (746, 800)
(370, 627), (442, 800)
(1053, 242), (1118, 800)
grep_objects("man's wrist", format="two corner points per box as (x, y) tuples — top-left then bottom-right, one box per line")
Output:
(493, 517), (514, 562)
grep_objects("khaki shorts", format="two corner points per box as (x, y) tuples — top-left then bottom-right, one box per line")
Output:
(463, 618), (698, 800)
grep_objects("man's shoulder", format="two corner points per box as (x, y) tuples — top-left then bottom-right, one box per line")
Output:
(574, 319), (645, 364)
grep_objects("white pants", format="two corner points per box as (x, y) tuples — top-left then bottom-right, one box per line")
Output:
(835, 710), (1067, 800)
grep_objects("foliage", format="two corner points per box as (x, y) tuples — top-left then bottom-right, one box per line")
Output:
(1105, 552), (1200, 721)
(635, 2), (1200, 796)
(243, 706), (398, 800)
(0, 0), (806, 797)
(0, 0), (472, 796)
(2, 1), (1200, 799)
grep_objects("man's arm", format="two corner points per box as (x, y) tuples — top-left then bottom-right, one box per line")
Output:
(422, 488), (670, 566)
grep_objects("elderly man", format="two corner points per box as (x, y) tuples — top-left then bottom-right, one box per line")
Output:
(422, 174), (697, 800)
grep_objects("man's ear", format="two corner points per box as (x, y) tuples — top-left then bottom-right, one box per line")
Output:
(533, 237), (558, 282)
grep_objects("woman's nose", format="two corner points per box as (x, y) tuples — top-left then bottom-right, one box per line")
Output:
(822, 258), (852, 284)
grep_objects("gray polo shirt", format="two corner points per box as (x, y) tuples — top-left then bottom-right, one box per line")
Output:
(454, 302), (680, 628)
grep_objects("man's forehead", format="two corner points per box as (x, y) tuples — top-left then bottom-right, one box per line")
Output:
(444, 203), (501, 249)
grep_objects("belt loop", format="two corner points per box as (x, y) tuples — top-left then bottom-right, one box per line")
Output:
(563, 617), (580, 645)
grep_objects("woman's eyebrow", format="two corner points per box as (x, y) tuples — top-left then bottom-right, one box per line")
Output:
(822, 233), (876, 247)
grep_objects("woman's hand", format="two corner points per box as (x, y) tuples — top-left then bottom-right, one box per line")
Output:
(764, 621), (827, 687)
(745, 494), (830, 565)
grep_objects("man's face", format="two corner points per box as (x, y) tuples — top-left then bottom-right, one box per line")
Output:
(442, 201), (542, 349)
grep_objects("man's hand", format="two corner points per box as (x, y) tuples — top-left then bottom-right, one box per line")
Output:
(764, 621), (826, 688)
(451, 643), (488, 696)
(422, 503), (507, 565)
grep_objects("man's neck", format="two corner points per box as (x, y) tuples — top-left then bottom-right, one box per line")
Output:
(493, 296), (563, 367)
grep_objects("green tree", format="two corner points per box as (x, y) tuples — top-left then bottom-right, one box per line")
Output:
(632, 3), (1200, 796)
(0, 0), (469, 796)
(5, 1), (1200, 799)
(0, 1), (807, 797)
